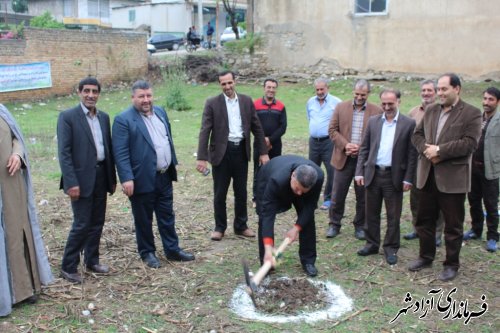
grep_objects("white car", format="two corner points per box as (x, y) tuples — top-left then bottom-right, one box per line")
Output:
(147, 43), (156, 54)
(220, 26), (247, 45)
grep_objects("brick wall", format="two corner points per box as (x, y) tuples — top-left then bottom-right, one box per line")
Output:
(0, 28), (148, 102)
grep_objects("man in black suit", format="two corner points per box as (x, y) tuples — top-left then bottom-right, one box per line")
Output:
(57, 77), (117, 283)
(256, 155), (324, 277)
(355, 89), (417, 265)
(196, 71), (269, 241)
(113, 80), (194, 268)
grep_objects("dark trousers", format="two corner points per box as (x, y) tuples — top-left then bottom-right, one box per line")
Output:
(329, 157), (365, 229)
(410, 170), (444, 238)
(365, 170), (403, 256)
(62, 166), (107, 273)
(212, 141), (249, 233)
(257, 207), (317, 266)
(415, 169), (465, 269)
(308, 137), (334, 202)
(252, 143), (281, 200)
(467, 164), (499, 241)
(129, 172), (180, 258)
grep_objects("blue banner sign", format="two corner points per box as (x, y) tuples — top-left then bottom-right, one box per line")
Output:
(0, 62), (52, 93)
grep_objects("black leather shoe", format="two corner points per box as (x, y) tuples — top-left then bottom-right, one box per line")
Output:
(60, 270), (83, 284)
(166, 249), (195, 262)
(87, 264), (110, 273)
(438, 267), (458, 282)
(357, 245), (378, 256)
(302, 263), (318, 277)
(142, 252), (161, 268)
(354, 228), (366, 240)
(403, 232), (419, 240)
(386, 254), (398, 265)
(408, 258), (432, 272)
(326, 225), (339, 238)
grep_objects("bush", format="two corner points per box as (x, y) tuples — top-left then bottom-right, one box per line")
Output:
(163, 62), (191, 111)
(224, 33), (262, 54)
(30, 11), (65, 29)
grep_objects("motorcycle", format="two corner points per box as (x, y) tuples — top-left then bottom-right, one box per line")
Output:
(186, 37), (201, 52)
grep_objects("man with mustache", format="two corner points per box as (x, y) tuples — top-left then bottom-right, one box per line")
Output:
(464, 87), (500, 252)
(404, 80), (444, 247)
(58, 77), (117, 283)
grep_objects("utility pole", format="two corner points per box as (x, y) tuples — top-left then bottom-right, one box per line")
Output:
(215, 0), (220, 47)
(197, 0), (203, 39)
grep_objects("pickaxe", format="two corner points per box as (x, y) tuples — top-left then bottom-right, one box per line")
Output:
(242, 237), (292, 306)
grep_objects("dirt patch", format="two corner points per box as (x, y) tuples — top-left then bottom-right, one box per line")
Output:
(253, 277), (330, 315)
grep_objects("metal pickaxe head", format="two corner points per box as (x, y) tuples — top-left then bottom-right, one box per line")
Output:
(242, 259), (257, 306)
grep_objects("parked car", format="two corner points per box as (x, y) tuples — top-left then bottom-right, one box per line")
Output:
(148, 33), (184, 51)
(147, 43), (156, 54)
(220, 26), (247, 45)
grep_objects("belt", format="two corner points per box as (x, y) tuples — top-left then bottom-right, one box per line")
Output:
(157, 167), (168, 174)
(228, 140), (243, 146)
(96, 161), (105, 167)
(311, 136), (329, 142)
(375, 165), (391, 171)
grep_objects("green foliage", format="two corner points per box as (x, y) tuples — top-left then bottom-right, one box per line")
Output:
(12, 21), (25, 38)
(163, 62), (192, 111)
(30, 11), (65, 29)
(12, 0), (28, 13)
(224, 33), (262, 54)
(238, 21), (246, 30)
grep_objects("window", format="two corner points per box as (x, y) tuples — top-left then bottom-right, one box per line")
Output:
(355, 0), (388, 15)
(129, 9), (136, 22)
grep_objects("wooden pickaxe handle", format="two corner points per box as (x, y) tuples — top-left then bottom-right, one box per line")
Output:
(251, 237), (292, 287)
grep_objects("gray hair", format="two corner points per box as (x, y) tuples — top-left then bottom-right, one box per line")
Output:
(314, 77), (329, 87)
(420, 79), (437, 91)
(295, 165), (318, 189)
(354, 79), (371, 92)
(379, 88), (401, 99)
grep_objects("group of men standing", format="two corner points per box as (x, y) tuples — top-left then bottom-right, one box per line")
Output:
(307, 73), (497, 282)
(57, 77), (195, 283)
(56, 72), (500, 284)
(1, 70), (497, 315)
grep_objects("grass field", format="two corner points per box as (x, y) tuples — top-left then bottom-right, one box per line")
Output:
(1, 78), (498, 333)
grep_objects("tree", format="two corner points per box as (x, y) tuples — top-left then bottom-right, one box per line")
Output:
(12, 0), (28, 13)
(222, 0), (239, 39)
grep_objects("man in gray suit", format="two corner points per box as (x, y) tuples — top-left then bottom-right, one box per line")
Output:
(58, 77), (117, 283)
(409, 73), (482, 282)
(196, 71), (269, 241)
(355, 89), (417, 265)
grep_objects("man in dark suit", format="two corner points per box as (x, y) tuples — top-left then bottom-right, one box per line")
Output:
(409, 73), (482, 282)
(256, 155), (324, 277)
(355, 89), (417, 265)
(327, 79), (383, 239)
(58, 77), (117, 283)
(112, 80), (194, 269)
(196, 71), (269, 241)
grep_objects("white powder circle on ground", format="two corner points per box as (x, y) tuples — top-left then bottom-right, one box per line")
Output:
(229, 278), (353, 323)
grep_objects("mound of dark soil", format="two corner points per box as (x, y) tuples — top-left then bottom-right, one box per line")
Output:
(253, 277), (330, 315)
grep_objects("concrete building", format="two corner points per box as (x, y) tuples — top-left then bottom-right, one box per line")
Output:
(253, 0), (500, 79)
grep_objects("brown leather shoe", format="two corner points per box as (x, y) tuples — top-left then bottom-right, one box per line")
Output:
(60, 270), (83, 284)
(438, 267), (458, 282)
(87, 264), (110, 274)
(211, 231), (224, 241)
(408, 258), (433, 272)
(235, 228), (255, 238)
